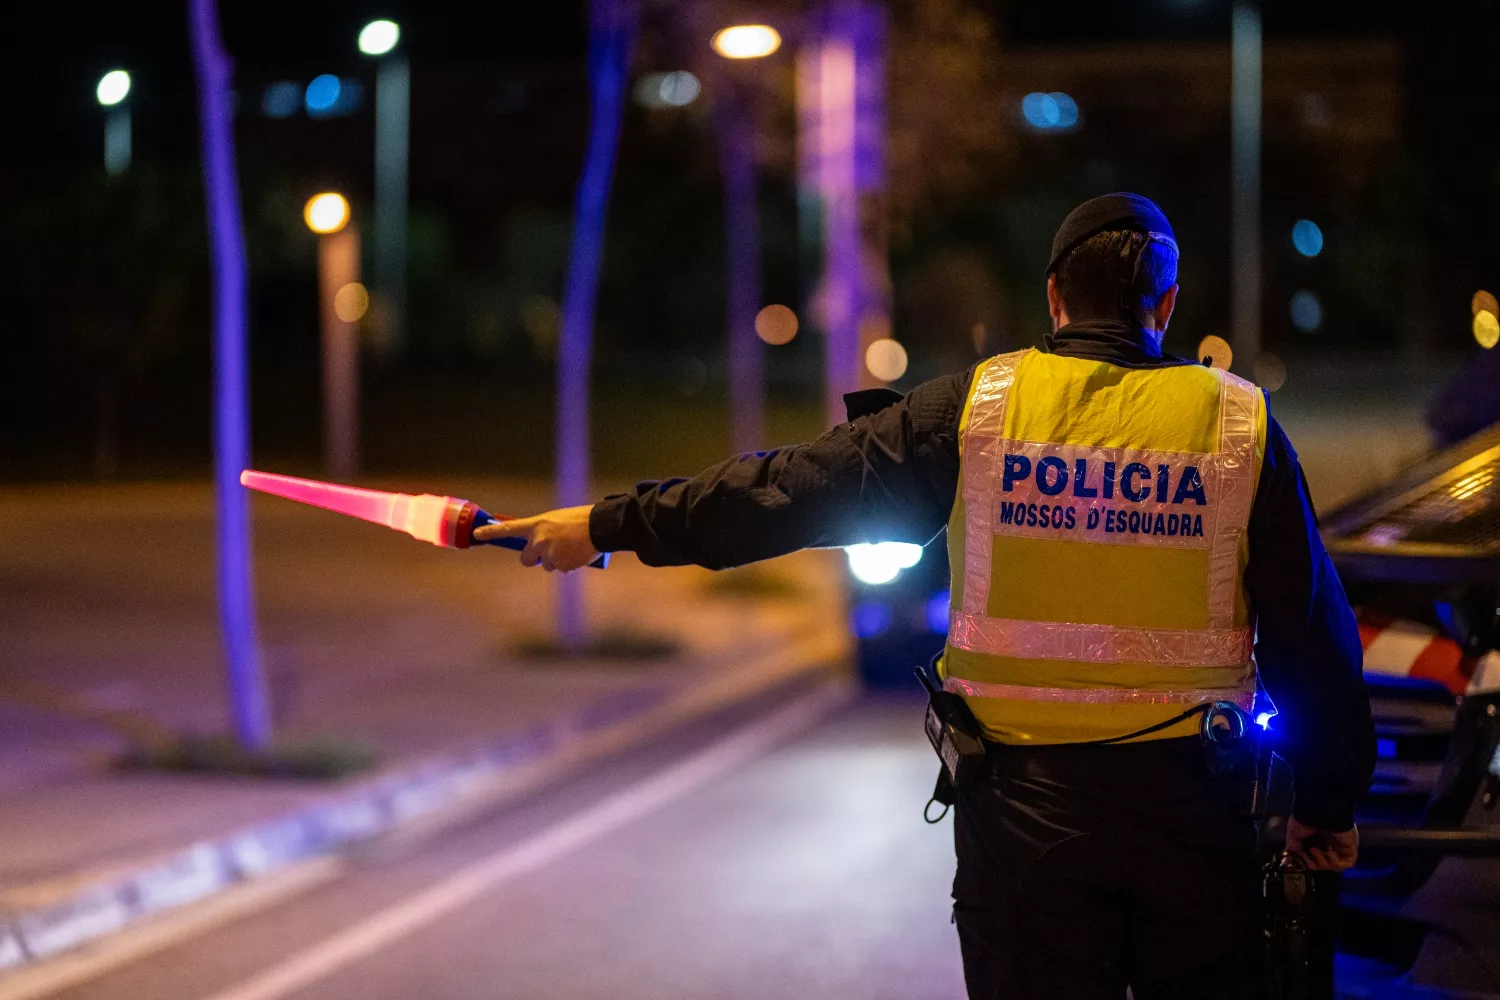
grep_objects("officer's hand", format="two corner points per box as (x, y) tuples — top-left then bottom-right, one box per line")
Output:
(1285, 816), (1359, 872)
(472, 505), (599, 572)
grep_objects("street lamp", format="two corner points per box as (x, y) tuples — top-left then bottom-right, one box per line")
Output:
(1230, 1), (1261, 377)
(711, 24), (782, 59)
(304, 192), (362, 479)
(304, 192), (350, 234)
(357, 19), (400, 55)
(96, 69), (132, 175)
(360, 17), (409, 357)
(711, 25), (781, 454)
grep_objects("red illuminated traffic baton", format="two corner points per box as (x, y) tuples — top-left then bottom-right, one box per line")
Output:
(240, 470), (608, 567)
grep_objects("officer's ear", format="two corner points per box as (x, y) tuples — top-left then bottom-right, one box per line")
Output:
(1047, 273), (1068, 331)
(1151, 283), (1179, 332)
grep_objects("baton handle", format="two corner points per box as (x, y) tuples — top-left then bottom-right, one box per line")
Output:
(470, 509), (609, 569)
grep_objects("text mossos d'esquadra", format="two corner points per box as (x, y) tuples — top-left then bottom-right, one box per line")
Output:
(998, 453), (1208, 538)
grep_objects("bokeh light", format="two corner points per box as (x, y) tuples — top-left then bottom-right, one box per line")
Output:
(660, 71), (699, 106)
(1021, 92), (1079, 131)
(333, 283), (371, 323)
(305, 75), (342, 113)
(1254, 353), (1288, 391)
(521, 295), (562, 356)
(925, 590), (951, 634)
(357, 20), (401, 56)
(96, 70), (131, 107)
(851, 599), (893, 638)
(262, 81), (301, 119)
(658, 71), (700, 106)
(711, 25), (782, 59)
(865, 338), (909, 382)
(304, 192), (350, 234)
(1471, 290), (1498, 318)
(1290, 290), (1323, 332)
(1475, 310), (1500, 350)
(634, 71), (701, 109)
(845, 542), (923, 586)
(754, 304), (798, 345)
(1291, 219), (1324, 257)
(1197, 335), (1233, 370)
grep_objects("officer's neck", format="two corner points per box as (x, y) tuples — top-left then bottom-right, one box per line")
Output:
(1050, 315), (1164, 360)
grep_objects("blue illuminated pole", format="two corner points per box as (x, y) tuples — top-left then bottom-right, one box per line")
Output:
(554, 0), (637, 646)
(189, 0), (273, 750)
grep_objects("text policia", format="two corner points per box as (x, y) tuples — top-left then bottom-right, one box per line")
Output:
(998, 452), (1209, 539)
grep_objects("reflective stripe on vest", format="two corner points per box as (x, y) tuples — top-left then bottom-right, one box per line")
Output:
(944, 349), (1262, 738)
(943, 675), (1254, 710)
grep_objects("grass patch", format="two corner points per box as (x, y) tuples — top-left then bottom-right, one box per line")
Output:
(123, 733), (378, 780)
(515, 627), (681, 663)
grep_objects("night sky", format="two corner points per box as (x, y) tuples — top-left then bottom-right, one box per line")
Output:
(5, 0), (1488, 176)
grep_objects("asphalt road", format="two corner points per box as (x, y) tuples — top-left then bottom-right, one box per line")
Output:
(47, 692), (968, 1000)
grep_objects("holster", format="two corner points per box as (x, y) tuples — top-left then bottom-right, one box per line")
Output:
(1198, 701), (1268, 819)
(916, 661), (986, 806)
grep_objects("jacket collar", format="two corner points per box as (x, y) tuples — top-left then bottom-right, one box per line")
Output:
(1043, 319), (1196, 371)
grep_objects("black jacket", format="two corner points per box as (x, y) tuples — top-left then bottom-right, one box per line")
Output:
(589, 320), (1376, 831)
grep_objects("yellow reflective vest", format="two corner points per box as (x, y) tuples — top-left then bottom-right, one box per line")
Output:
(940, 348), (1267, 744)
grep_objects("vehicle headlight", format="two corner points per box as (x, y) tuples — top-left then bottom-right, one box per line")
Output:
(844, 541), (923, 585)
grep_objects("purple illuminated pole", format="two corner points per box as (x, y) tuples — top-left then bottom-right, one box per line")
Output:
(798, 2), (887, 427)
(554, 0), (637, 646)
(820, 38), (861, 427)
(714, 87), (764, 454)
(189, 0), (273, 750)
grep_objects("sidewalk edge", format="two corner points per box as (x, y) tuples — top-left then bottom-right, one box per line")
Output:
(0, 631), (849, 977)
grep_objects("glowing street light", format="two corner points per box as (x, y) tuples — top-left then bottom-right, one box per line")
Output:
(96, 70), (133, 175)
(304, 193), (361, 478)
(358, 18), (410, 357)
(96, 69), (131, 106)
(304, 192), (351, 234)
(712, 24), (782, 60)
(1230, 2), (1262, 376)
(357, 19), (400, 56)
(710, 22), (782, 452)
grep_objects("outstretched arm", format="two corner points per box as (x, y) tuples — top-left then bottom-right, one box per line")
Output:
(474, 369), (974, 572)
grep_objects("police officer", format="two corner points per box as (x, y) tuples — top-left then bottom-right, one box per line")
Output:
(477, 193), (1376, 999)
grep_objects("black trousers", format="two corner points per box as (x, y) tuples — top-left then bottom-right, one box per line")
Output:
(952, 737), (1263, 1000)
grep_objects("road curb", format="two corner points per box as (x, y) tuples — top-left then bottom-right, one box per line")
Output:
(0, 632), (848, 977)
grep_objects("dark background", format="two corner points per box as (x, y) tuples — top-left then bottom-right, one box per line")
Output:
(2, 0), (1496, 481)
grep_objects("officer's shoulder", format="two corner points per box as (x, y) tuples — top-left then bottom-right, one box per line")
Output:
(1164, 359), (1259, 395)
(843, 387), (905, 421)
(842, 365), (980, 422)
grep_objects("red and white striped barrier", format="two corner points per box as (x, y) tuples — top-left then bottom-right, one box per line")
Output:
(1357, 611), (1500, 695)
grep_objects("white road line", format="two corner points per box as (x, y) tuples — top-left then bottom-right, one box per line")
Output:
(198, 682), (849, 1000)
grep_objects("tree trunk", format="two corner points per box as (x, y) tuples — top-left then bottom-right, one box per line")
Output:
(189, 0), (273, 751)
(554, 0), (637, 647)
